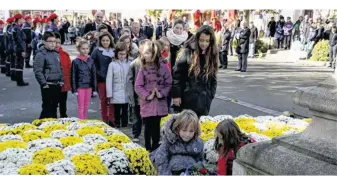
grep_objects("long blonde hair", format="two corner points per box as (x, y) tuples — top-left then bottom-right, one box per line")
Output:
(140, 41), (160, 69)
(171, 110), (201, 139)
(188, 25), (219, 81)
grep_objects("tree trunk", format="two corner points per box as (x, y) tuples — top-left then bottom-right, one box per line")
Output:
(244, 10), (250, 23)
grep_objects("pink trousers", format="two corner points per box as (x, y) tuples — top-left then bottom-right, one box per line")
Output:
(77, 88), (92, 120)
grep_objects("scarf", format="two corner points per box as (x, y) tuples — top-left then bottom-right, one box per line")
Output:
(78, 55), (89, 62)
(98, 47), (114, 58)
(166, 29), (188, 46)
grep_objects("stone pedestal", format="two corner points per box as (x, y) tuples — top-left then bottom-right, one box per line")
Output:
(233, 75), (337, 175)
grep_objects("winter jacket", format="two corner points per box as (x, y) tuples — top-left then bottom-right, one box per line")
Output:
(135, 63), (172, 118)
(249, 27), (258, 43)
(106, 58), (132, 104)
(142, 24), (154, 39)
(283, 22), (294, 36)
(12, 24), (26, 53)
(0, 30), (6, 54)
(236, 28), (251, 54)
(130, 42), (139, 59)
(6, 26), (14, 52)
(267, 21), (276, 37)
(22, 23), (33, 45)
(170, 44), (181, 73)
(217, 137), (256, 175)
(127, 58), (141, 106)
(33, 47), (64, 87)
(46, 23), (59, 33)
(71, 57), (97, 93)
(275, 23), (284, 39)
(308, 27), (318, 42)
(172, 48), (217, 117)
(59, 47), (72, 92)
(90, 47), (114, 83)
(316, 26), (325, 42)
(150, 114), (204, 175)
(219, 29), (231, 52)
(329, 32), (337, 46)
(300, 22), (311, 39)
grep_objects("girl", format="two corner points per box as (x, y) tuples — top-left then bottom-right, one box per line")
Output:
(150, 110), (204, 175)
(118, 34), (139, 59)
(215, 119), (256, 175)
(90, 31), (115, 125)
(106, 42), (131, 128)
(172, 25), (218, 117)
(135, 41), (172, 151)
(71, 37), (98, 120)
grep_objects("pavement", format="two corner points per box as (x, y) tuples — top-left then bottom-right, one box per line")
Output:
(0, 45), (333, 144)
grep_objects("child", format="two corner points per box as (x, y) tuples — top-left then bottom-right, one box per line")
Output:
(55, 32), (71, 118)
(91, 31), (115, 125)
(159, 36), (171, 71)
(127, 39), (151, 141)
(135, 40), (172, 151)
(215, 119), (256, 175)
(89, 24), (109, 55)
(118, 34), (139, 59)
(106, 42), (131, 128)
(71, 37), (98, 120)
(150, 110), (204, 175)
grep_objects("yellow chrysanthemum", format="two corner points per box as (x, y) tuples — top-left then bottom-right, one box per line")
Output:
(22, 130), (50, 142)
(261, 122), (291, 138)
(95, 142), (116, 152)
(32, 118), (58, 126)
(43, 124), (67, 135)
(18, 163), (49, 175)
(71, 154), (108, 175)
(107, 134), (131, 150)
(303, 118), (312, 123)
(234, 117), (259, 133)
(124, 147), (156, 175)
(0, 129), (18, 136)
(14, 124), (37, 135)
(160, 114), (172, 127)
(79, 119), (102, 123)
(59, 136), (83, 147)
(0, 140), (27, 152)
(32, 147), (65, 165)
(200, 121), (218, 141)
(76, 126), (106, 137)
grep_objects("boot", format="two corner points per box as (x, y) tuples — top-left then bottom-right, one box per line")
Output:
(25, 64), (33, 68)
(16, 71), (29, 87)
(0, 67), (6, 74)
(10, 70), (16, 81)
(5, 64), (10, 77)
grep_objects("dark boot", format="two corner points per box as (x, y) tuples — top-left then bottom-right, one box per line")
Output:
(25, 64), (33, 68)
(0, 67), (6, 74)
(223, 65), (227, 69)
(10, 70), (16, 81)
(16, 71), (29, 87)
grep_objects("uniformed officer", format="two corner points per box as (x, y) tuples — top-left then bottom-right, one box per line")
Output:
(6, 17), (16, 80)
(22, 15), (33, 68)
(12, 13), (29, 86)
(31, 17), (41, 59)
(46, 13), (59, 33)
(0, 19), (6, 74)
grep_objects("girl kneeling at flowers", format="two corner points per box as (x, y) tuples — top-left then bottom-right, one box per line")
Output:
(71, 37), (98, 120)
(135, 41), (172, 152)
(215, 119), (256, 175)
(150, 110), (204, 175)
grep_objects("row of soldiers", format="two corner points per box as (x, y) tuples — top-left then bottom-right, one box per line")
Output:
(0, 13), (60, 87)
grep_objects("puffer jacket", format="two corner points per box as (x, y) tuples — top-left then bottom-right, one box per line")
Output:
(71, 57), (97, 93)
(90, 47), (114, 83)
(33, 47), (64, 86)
(150, 114), (204, 175)
(172, 48), (217, 117)
(106, 58), (132, 104)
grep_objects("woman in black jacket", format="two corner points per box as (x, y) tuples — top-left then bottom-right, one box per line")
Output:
(172, 25), (219, 117)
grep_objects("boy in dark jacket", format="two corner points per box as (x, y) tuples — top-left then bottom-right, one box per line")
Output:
(33, 31), (64, 119)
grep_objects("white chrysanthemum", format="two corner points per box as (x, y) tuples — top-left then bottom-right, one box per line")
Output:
(282, 129), (300, 136)
(0, 148), (32, 168)
(27, 139), (63, 153)
(67, 122), (86, 131)
(58, 118), (79, 124)
(46, 159), (76, 175)
(63, 143), (94, 159)
(247, 132), (270, 142)
(103, 128), (124, 136)
(50, 130), (78, 139)
(0, 165), (18, 175)
(97, 148), (130, 175)
(199, 116), (214, 123)
(254, 122), (268, 131)
(83, 134), (107, 145)
(85, 121), (109, 127)
(0, 135), (23, 142)
(12, 123), (32, 129)
(23, 129), (45, 134)
(122, 142), (142, 150)
(203, 138), (218, 164)
(213, 115), (233, 122)
(38, 121), (63, 130)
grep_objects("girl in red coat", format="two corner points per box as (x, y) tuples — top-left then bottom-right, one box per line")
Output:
(55, 33), (72, 117)
(214, 119), (255, 175)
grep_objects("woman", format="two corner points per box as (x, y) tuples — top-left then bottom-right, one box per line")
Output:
(118, 34), (139, 59)
(172, 25), (218, 117)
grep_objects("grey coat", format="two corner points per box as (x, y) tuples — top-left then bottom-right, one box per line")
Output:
(33, 47), (64, 86)
(150, 114), (204, 175)
(126, 58), (141, 106)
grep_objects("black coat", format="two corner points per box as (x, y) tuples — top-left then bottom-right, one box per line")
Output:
(172, 48), (217, 117)
(236, 28), (251, 54)
(90, 48), (113, 83)
(220, 29), (231, 52)
(83, 22), (113, 36)
(71, 57), (97, 93)
(268, 21), (276, 37)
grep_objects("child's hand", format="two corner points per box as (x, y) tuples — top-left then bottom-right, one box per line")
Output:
(146, 90), (156, 101)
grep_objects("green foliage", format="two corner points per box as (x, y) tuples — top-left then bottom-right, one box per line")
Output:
(256, 38), (269, 54)
(146, 10), (162, 19)
(310, 40), (329, 61)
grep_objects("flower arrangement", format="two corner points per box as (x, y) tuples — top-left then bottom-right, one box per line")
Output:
(42, 124), (67, 135)
(32, 118), (57, 126)
(0, 140), (27, 152)
(160, 114), (172, 127)
(124, 147), (156, 175)
(12, 123), (37, 134)
(50, 130), (78, 139)
(103, 127), (124, 136)
(63, 143), (94, 159)
(76, 126), (106, 137)
(0, 129), (17, 136)
(71, 153), (108, 175)
(107, 133), (131, 150)
(27, 139), (63, 153)
(46, 159), (76, 175)
(0, 134), (23, 142)
(83, 134), (107, 145)
(0, 148), (32, 169)
(32, 147), (65, 165)
(22, 130), (50, 142)
(59, 136), (83, 147)
(200, 121), (218, 141)
(18, 163), (49, 175)
(95, 142), (116, 152)
(97, 148), (131, 174)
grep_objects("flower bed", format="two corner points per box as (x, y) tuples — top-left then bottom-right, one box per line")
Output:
(161, 114), (311, 164)
(0, 118), (156, 175)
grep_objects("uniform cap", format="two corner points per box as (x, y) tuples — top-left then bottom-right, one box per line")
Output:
(14, 13), (23, 19)
(48, 13), (58, 20)
(24, 15), (32, 21)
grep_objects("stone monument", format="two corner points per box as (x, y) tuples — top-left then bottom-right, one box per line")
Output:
(233, 74), (337, 175)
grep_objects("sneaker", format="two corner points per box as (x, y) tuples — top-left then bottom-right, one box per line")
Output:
(132, 138), (140, 142)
